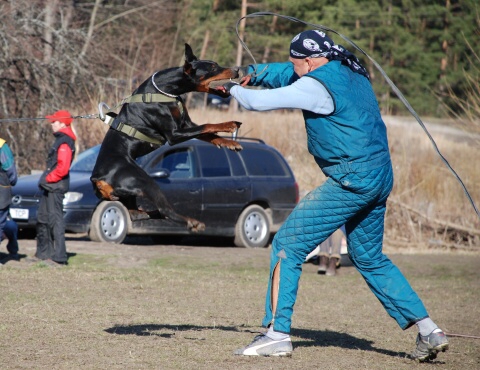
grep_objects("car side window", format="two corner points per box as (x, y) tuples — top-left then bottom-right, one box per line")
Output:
(240, 148), (288, 176)
(197, 146), (231, 177)
(149, 148), (195, 179)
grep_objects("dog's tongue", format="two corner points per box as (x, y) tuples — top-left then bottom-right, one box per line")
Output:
(208, 77), (242, 89)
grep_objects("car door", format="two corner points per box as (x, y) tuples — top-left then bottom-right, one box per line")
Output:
(196, 145), (251, 230)
(144, 146), (203, 223)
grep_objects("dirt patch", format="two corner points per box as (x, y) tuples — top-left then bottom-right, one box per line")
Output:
(0, 236), (479, 369)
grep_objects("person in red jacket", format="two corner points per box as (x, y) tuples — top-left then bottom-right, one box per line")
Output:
(33, 110), (77, 266)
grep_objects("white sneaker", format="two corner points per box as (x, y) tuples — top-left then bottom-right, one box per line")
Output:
(234, 333), (293, 356)
(410, 329), (449, 362)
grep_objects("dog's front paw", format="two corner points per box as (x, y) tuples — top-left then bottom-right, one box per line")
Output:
(224, 140), (243, 152)
(211, 138), (243, 151)
(187, 218), (206, 232)
(225, 121), (242, 132)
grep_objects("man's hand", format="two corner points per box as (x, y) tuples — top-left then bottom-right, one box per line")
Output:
(238, 66), (251, 86)
(240, 75), (251, 86)
(215, 81), (240, 95)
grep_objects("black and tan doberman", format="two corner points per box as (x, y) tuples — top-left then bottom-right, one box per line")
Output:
(91, 44), (242, 232)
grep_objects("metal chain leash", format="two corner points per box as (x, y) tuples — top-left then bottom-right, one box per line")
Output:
(0, 114), (100, 123)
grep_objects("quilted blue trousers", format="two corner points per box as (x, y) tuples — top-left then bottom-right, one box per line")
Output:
(262, 162), (428, 333)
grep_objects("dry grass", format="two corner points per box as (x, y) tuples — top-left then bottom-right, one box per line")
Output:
(189, 108), (480, 250)
(0, 238), (479, 369)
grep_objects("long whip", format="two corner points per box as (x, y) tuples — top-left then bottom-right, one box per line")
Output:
(235, 11), (479, 220)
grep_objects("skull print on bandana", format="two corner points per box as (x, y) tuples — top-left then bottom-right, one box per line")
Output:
(290, 30), (369, 79)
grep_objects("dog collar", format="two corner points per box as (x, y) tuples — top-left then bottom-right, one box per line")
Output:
(151, 71), (178, 98)
(120, 93), (177, 104)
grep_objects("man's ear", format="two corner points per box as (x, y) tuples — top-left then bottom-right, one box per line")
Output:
(184, 43), (197, 75)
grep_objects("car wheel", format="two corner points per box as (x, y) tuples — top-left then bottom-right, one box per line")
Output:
(234, 205), (270, 248)
(89, 201), (129, 244)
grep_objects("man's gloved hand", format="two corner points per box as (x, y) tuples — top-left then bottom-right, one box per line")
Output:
(238, 66), (252, 86)
(238, 66), (249, 78)
(216, 81), (240, 95)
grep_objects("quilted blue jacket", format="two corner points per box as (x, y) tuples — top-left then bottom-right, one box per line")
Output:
(247, 61), (391, 176)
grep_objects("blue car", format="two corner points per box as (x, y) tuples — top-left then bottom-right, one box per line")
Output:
(11, 138), (298, 247)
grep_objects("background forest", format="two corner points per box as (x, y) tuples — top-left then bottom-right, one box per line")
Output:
(0, 0), (478, 248)
(0, 0), (478, 170)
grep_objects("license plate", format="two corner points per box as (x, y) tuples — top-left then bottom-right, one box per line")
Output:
(10, 208), (29, 220)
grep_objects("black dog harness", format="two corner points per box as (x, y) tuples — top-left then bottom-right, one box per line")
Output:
(100, 93), (184, 145)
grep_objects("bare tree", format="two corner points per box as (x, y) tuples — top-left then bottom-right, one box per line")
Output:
(0, 0), (179, 174)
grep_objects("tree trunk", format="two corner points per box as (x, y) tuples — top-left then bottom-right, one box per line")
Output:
(80, 0), (102, 59)
(261, 15), (277, 63)
(439, 0), (451, 83)
(231, 0), (247, 114)
(43, 0), (58, 63)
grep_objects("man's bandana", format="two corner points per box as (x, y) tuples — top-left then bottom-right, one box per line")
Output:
(290, 30), (369, 79)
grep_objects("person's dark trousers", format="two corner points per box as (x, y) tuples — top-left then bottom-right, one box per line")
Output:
(0, 207), (7, 231)
(36, 190), (67, 263)
(4, 219), (18, 254)
(0, 207), (9, 252)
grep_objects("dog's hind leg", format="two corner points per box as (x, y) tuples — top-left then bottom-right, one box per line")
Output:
(145, 187), (205, 232)
(93, 180), (120, 201)
(124, 175), (206, 232)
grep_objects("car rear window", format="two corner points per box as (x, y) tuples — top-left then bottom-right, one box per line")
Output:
(240, 147), (289, 177)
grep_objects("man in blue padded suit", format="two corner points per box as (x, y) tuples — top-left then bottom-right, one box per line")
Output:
(217, 30), (449, 362)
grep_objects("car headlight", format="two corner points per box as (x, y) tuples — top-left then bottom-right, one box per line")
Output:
(63, 192), (83, 205)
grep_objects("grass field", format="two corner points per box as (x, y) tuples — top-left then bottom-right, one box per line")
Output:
(0, 237), (478, 369)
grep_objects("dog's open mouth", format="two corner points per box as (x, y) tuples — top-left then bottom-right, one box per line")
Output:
(207, 77), (242, 89)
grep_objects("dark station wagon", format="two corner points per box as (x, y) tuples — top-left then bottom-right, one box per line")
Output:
(11, 138), (298, 247)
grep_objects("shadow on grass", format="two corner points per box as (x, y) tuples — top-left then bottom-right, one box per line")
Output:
(0, 252), (27, 263)
(290, 327), (409, 358)
(104, 323), (409, 358)
(105, 323), (239, 338)
(0, 251), (77, 264)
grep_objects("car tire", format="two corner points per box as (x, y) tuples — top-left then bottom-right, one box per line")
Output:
(89, 201), (129, 244)
(234, 205), (270, 248)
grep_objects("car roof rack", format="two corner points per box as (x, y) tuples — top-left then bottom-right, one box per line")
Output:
(219, 136), (266, 144)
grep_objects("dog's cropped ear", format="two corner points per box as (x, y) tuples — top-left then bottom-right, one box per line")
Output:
(184, 43), (198, 64)
(184, 43), (198, 76)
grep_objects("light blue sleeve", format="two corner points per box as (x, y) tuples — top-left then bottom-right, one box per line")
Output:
(230, 76), (334, 115)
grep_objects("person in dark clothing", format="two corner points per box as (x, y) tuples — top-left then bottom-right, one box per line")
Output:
(32, 110), (76, 266)
(0, 139), (18, 260)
